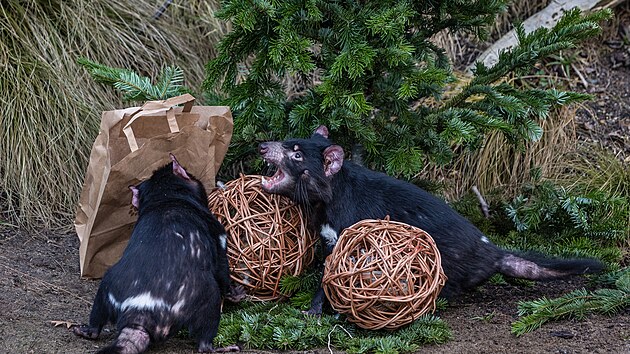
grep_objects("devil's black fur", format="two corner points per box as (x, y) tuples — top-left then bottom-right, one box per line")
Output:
(259, 127), (604, 315)
(74, 154), (238, 353)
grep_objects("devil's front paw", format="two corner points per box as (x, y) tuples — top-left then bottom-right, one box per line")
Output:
(72, 325), (100, 340)
(224, 285), (247, 303)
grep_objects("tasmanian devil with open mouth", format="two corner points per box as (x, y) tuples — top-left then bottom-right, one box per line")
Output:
(259, 126), (604, 315)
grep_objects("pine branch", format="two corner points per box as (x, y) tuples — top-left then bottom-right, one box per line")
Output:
(78, 57), (190, 101)
(280, 271), (319, 309)
(77, 57), (134, 85)
(505, 178), (627, 243)
(205, 1), (612, 177)
(113, 71), (156, 101)
(447, 9), (612, 109)
(215, 302), (450, 352)
(511, 269), (630, 336)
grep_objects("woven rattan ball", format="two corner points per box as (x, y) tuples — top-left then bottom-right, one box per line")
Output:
(322, 218), (446, 330)
(207, 174), (316, 301)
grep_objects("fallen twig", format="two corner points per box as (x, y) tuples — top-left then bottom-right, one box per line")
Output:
(471, 185), (490, 218)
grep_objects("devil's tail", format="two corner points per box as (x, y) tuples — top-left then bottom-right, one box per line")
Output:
(498, 252), (604, 280)
(96, 326), (150, 354)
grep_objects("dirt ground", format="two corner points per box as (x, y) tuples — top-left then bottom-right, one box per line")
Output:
(0, 229), (628, 354)
(1, 5), (629, 354)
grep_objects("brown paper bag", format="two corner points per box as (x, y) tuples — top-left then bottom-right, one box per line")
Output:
(75, 94), (233, 278)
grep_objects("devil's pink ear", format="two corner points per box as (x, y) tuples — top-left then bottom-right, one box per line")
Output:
(169, 153), (190, 180)
(323, 145), (344, 176)
(129, 185), (140, 209)
(313, 125), (329, 138)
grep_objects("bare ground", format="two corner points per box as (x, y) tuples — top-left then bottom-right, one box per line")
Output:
(0, 229), (628, 354)
(1, 4), (629, 354)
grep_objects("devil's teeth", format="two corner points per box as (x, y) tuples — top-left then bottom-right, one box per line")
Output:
(261, 171), (283, 188)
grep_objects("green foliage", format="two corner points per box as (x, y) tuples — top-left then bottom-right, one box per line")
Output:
(451, 168), (625, 267)
(434, 297), (449, 311)
(279, 271), (320, 310)
(451, 165), (627, 343)
(341, 314), (451, 354)
(511, 268), (630, 336)
(596, 268), (630, 289)
(487, 273), (534, 288)
(451, 174), (626, 265)
(205, 1), (611, 178)
(506, 234), (622, 265)
(451, 190), (501, 235)
(452, 161), (627, 337)
(78, 58), (192, 101)
(504, 170), (628, 244)
(0, 0), (228, 229)
(472, 311), (496, 322)
(215, 302), (450, 352)
(560, 146), (630, 213)
(546, 51), (581, 80)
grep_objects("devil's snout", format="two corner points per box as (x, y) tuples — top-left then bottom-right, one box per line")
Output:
(258, 142), (269, 155)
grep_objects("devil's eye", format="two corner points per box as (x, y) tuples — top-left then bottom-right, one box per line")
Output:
(294, 152), (302, 159)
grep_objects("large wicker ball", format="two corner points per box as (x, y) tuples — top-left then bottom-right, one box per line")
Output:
(208, 174), (317, 301)
(322, 218), (446, 330)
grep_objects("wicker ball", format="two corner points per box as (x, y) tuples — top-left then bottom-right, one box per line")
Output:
(208, 174), (317, 301)
(322, 218), (446, 330)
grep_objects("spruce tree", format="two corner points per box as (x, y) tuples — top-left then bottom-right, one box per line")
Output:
(204, 1), (611, 177)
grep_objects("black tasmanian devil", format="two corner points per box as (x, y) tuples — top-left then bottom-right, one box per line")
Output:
(259, 126), (604, 315)
(74, 154), (239, 354)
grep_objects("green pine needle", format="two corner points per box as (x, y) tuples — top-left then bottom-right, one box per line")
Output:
(205, 2), (612, 176)
(511, 270), (630, 336)
(215, 302), (450, 352)
(78, 57), (190, 101)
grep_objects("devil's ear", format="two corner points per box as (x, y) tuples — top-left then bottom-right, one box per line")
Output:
(323, 145), (344, 176)
(169, 153), (190, 180)
(129, 185), (140, 209)
(313, 125), (329, 138)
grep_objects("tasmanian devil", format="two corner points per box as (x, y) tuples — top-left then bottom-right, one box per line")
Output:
(259, 126), (604, 315)
(74, 154), (239, 353)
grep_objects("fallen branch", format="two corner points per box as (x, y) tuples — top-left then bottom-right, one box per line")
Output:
(467, 0), (618, 73)
(471, 185), (490, 218)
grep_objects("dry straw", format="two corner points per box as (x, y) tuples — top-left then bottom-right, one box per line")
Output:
(322, 218), (446, 330)
(208, 175), (317, 301)
(0, 0), (228, 229)
(424, 105), (577, 200)
(410, 66), (577, 201)
(427, 0), (577, 201)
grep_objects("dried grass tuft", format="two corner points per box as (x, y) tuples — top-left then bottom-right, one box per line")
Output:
(426, 0), (588, 200)
(0, 0), (227, 229)
(556, 144), (630, 200)
(419, 105), (577, 201)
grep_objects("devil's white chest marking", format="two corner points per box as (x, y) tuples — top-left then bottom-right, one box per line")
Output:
(320, 224), (338, 246)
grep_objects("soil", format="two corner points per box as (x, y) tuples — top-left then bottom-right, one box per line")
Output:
(1, 4), (629, 354)
(1, 229), (628, 354)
